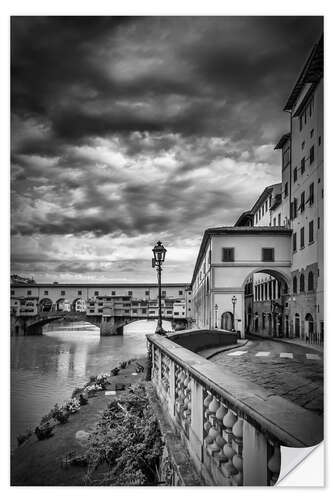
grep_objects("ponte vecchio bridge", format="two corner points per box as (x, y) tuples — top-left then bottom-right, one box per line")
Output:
(10, 282), (191, 336)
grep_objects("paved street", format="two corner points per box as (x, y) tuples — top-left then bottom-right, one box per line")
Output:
(208, 336), (323, 416)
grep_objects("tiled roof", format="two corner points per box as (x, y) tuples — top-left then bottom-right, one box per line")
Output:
(283, 35), (323, 112)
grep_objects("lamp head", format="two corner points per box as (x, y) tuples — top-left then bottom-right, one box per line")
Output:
(152, 241), (167, 263)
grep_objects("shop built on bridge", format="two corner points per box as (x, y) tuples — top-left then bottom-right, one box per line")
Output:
(10, 282), (191, 336)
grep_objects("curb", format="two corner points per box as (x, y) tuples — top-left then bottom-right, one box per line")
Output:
(266, 336), (323, 354)
(205, 339), (249, 360)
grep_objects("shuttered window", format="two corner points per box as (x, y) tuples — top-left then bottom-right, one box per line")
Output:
(262, 248), (274, 262)
(222, 248), (234, 262)
(309, 220), (314, 243)
(300, 227), (305, 248)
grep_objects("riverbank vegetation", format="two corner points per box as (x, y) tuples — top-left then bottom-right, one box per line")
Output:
(12, 356), (164, 486)
(16, 360), (139, 447)
(78, 383), (163, 485)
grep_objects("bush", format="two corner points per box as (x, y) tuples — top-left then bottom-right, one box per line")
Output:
(120, 361), (127, 369)
(110, 367), (120, 376)
(83, 384), (163, 486)
(55, 410), (70, 424)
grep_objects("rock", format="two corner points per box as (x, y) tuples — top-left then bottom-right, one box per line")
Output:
(75, 430), (90, 445)
(79, 393), (89, 405)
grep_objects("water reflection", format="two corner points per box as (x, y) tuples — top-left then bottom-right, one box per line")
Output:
(11, 319), (171, 447)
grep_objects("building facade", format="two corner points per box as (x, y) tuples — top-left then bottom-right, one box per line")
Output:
(283, 35), (323, 342)
(191, 35), (323, 343)
(10, 282), (192, 323)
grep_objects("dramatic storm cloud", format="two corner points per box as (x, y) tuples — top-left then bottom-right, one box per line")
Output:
(11, 16), (323, 283)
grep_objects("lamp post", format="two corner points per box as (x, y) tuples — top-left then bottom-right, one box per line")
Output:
(214, 304), (218, 329)
(152, 241), (167, 335)
(231, 295), (237, 332)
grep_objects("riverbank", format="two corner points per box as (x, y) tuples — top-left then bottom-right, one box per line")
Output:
(11, 356), (151, 486)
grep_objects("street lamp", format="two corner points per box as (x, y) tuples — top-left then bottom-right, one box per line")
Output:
(152, 241), (167, 335)
(231, 295), (237, 332)
(214, 304), (218, 328)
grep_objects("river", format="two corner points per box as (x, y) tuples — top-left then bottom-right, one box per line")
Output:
(11, 319), (172, 447)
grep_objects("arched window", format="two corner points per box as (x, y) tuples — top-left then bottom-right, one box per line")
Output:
(293, 276), (297, 294)
(308, 271), (314, 291)
(300, 274), (305, 292)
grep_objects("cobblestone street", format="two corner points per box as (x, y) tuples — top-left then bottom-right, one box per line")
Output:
(208, 337), (323, 416)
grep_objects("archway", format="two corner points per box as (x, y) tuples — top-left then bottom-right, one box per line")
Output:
(294, 313), (300, 338)
(56, 298), (70, 312)
(39, 298), (53, 313)
(305, 313), (314, 343)
(221, 311), (233, 331)
(242, 268), (289, 339)
(72, 297), (86, 312)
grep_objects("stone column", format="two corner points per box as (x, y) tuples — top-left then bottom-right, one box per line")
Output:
(188, 379), (204, 469)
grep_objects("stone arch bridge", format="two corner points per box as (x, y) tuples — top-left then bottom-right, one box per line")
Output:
(11, 310), (188, 337)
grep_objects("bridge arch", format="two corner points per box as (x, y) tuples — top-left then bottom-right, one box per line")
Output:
(72, 297), (86, 312)
(55, 298), (71, 312)
(39, 298), (53, 313)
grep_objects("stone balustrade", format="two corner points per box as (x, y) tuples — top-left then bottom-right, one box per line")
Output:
(147, 333), (322, 486)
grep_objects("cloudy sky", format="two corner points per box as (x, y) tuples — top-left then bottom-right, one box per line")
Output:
(11, 16), (323, 283)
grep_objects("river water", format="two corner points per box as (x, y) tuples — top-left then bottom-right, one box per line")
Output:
(11, 319), (171, 447)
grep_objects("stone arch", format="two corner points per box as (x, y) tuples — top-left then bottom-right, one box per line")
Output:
(304, 313), (314, 341)
(39, 297), (53, 313)
(241, 267), (290, 337)
(241, 267), (290, 291)
(56, 298), (70, 311)
(72, 297), (86, 312)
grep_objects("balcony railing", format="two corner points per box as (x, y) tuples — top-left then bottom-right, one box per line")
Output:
(147, 333), (322, 486)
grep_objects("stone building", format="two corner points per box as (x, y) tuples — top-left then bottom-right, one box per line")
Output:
(191, 35), (323, 343)
(243, 35), (323, 342)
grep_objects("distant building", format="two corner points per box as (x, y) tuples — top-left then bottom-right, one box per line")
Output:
(74, 298), (86, 312)
(11, 274), (35, 285)
(10, 297), (39, 316)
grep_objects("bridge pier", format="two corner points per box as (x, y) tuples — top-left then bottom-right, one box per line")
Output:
(100, 316), (124, 336)
(11, 316), (43, 336)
